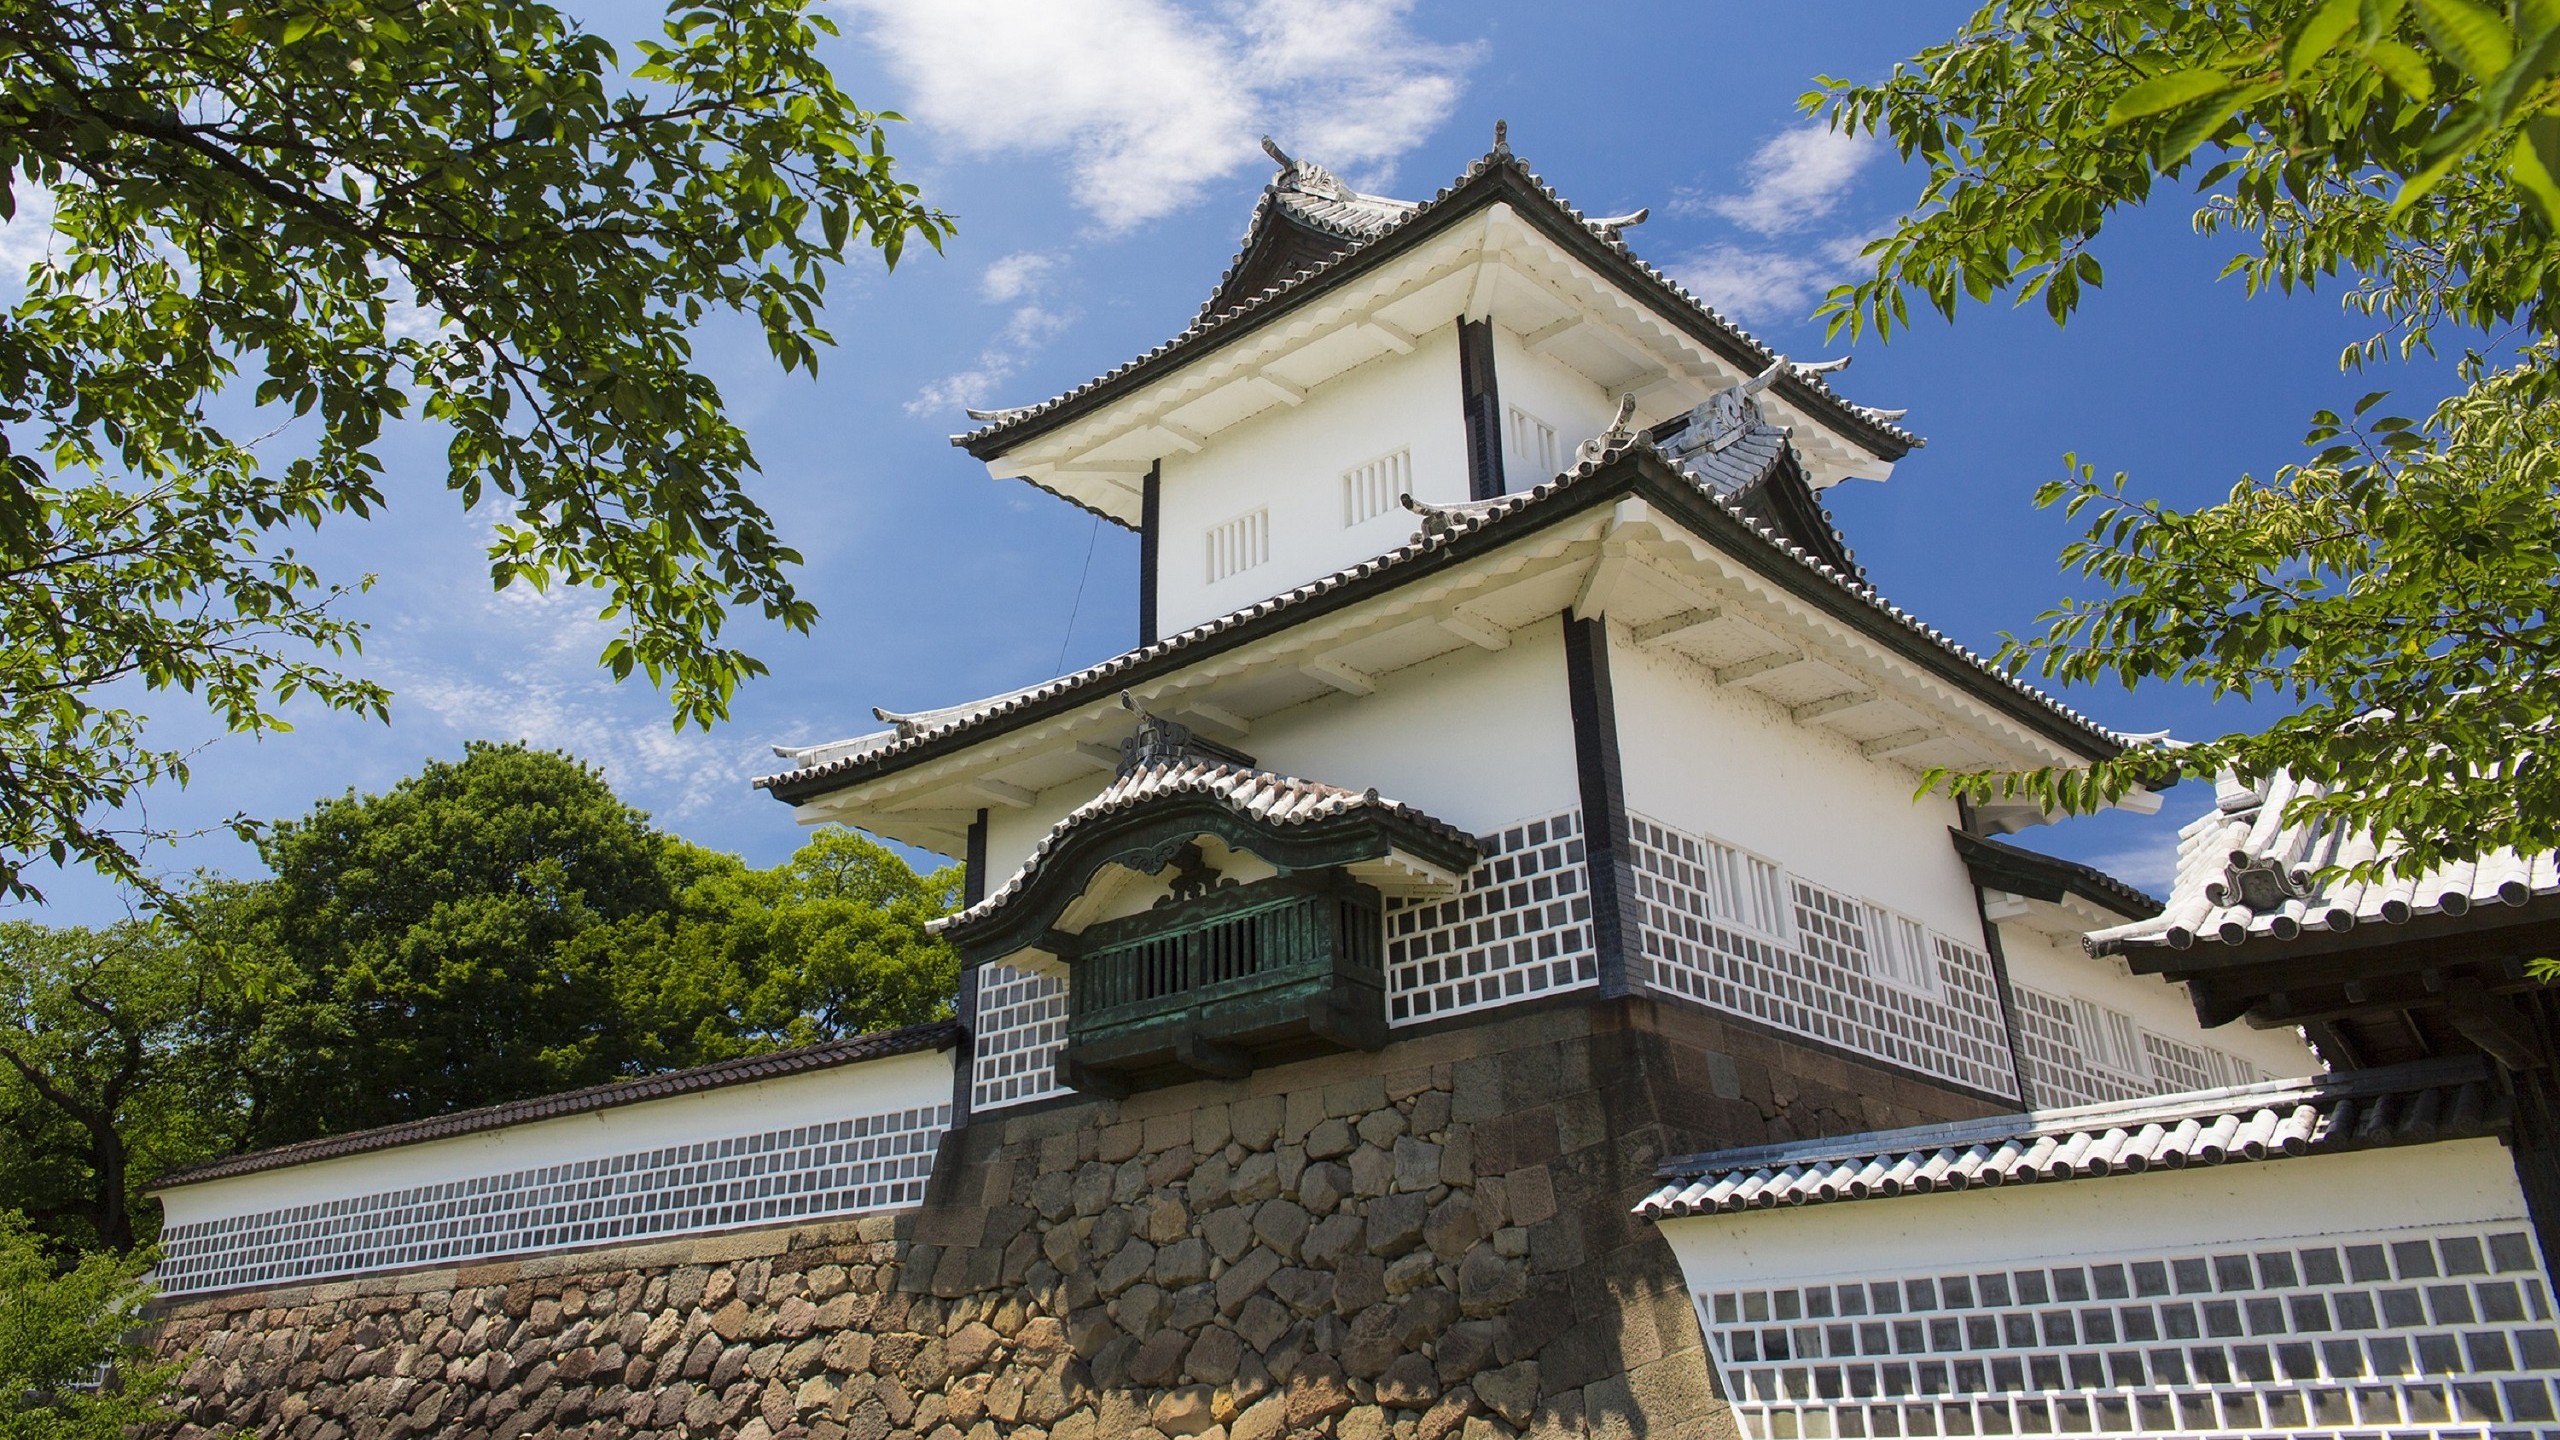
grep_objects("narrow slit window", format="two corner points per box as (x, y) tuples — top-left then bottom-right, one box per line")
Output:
(1342, 449), (1411, 526)
(1507, 406), (1558, 478)
(1205, 508), (1271, 583)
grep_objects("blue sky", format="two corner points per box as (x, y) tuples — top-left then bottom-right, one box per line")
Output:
(18, 0), (2452, 922)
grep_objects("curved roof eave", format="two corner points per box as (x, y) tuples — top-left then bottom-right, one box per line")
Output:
(952, 152), (1918, 469)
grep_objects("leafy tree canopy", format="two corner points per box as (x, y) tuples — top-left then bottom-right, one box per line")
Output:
(0, 919), (248, 1254)
(222, 741), (957, 1148)
(0, 0), (951, 903)
(1817, 0), (2560, 876)
(0, 1210), (175, 1440)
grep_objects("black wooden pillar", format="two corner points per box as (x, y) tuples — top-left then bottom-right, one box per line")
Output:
(1563, 615), (1645, 997)
(1458, 318), (1506, 500)
(949, 808), (991, 1127)
(1138, 461), (1162, 647)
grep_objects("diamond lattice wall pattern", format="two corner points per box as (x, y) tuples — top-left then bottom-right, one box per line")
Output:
(971, 963), (1069, 1112)
(1626, 813), (2019, 1099)
(156, 1103), (950, 1297)
(1695, 1221), (2560, 1440)
(1386, 810), (1596, 1024)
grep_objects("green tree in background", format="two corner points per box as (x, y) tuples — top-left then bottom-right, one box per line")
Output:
(0, 0), (952, 903)
(227, 742), (956, 1148)
(1819, 0), (2560, 873)
(0, 920), (250, 1254)
(0, 742), (960, 1237)
(0, 1210), (176, 1439)
(598, 829), (961, 1070)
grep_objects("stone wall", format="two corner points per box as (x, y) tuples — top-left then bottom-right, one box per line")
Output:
(151, 996), (2000, 1440)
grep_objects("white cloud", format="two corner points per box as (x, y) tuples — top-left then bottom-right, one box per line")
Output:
(2084, 839), (2181, 898)
(838, 0), (1476, 229)
(1670, 234), (1874, 327)
(1687, 126), (1878, 237)
(981, 251), (1060, 302)
(383, 582), (758, 821)
(0, 183), (58, 277)
(907, 302), (1077, 415)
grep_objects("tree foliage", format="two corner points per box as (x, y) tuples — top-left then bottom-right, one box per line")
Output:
(0, 1210), (176, 1440)
(0, 920), (248, 1254)
(1815, 0), (2560, 875)
(0, 0), (951, 902)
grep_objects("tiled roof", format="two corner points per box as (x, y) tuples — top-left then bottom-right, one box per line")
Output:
(756, 441), (2129, 804)
(936, 759), (1478, 934)
(2084, 772), (2560, 955)
(1949, 829), (2162, 922)
(152, 1022), (961, 1189)
(1634, 1057), (2503, 1221)
(954, 148), (1917, 463)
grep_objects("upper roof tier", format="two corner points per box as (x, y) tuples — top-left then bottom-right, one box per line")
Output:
(954, 139), (1920, 524)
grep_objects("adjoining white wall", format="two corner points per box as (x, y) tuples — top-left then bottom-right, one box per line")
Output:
(1660, 1139), (2526, 1288)
(1610, 627), (1979, 940)
(1658, 1140), (2555, 1440)
(1488, 325), (1621, 492)
(1998, 924), (2318, 1097)
(154, 1047), (953, 1295)
(1244, 620), (1579, 838)
(1154, 326), (1468, 635)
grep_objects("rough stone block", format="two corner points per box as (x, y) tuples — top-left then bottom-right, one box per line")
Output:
(1252, 1199), (1311, 1262)
(1393, 1138), (1445, 1192)
(1285, 1355), (1355, 1426)
(1350, 1142), (1395, 1197)
(1100, 1240), (1156, 1296)
(1183, 1325), (1243, 1385)
(1377, 1351), (1440, 1408)
(1128, 1329), (1190, 1388)
(1192, 1104), (1233, 1156)
(1504, 1166), (1558, 1227)
(1356, 1108), (1407, 1149)
(1476, 1361), (1541, 1426)
(1305, 1117), (1356, 1160)
(1216, 1247), (1282, 1317)
(1229, 1095), (1283, 1151)
(1201, 1204), (1255, 1264)
(1154, 1238), (1210, 1290)
(1366, 1193), (1426, 1256)
(1229, 1151), (1281, 1206)
(1300, 1162), (1351, 1217)
(1100, 1122), (1145, 1164)
(1424, 1195), (1483, 1261)
(1332, 1253), (1386, 1316)
(1323, 1075), (1386, 1119)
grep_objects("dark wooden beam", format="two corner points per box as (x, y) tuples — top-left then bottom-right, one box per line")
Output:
(2444, 977), (2550, 1072)
(1564, 614), (1645, 998)
(951, 808), (991, 1129)
(1459, 318), (1506, 500)
(1139, 460), (1162, 647)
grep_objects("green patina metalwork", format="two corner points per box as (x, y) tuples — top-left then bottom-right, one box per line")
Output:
(1057, 870), (1387, 1095)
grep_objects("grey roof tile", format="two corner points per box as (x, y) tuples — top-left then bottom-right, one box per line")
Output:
(936, 759), (1478, 935)
(153, 1021), (961, 1189)
(2085, 772), (2560, 955)
(756, 442), (2128, 803)
(1634, 1057), (2501, 1220)
(954, 149), (1917, 462)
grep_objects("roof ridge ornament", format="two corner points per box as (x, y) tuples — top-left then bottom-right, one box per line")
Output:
(1258, 134), (1357, 202)
(1398, 490), (1514, 539)
(1493, 119), (1509, 154)
(1589, 207), (1648, 237)
(1571, 394), (1642, 470)
(963, 403), (1034, 423)
(1658, 360), (1797, 464)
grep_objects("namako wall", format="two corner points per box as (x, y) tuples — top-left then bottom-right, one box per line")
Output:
(149, 998), (2003, 1440)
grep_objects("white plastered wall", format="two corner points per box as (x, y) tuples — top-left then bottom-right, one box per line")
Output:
(1488, 325), (1623, 492)
(1997, 923), (2317, 1081)
(155, 1046), (952, 1234)
(1153, 326), (1469, 635)
(1608, 624), (1982, 940)
(1659, 1138), (2524, 1295)
(1242, 619), (1580, 839)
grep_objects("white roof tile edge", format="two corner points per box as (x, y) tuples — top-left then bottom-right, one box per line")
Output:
(2085, 772), (2560, 954)
(757, 442), (2130, 799)
(1634, 1059), (2503, 1220)
(930, 758), (1475, 936)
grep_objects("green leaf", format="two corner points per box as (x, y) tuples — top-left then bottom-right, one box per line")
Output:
(2290, 0), (2364, 74)
(2365, 38), (2440, 96)
(2482, 18), (2560, 118)
(2413, 0), (2516, 80)
(2107, 68), (2235, 124)
(2520, 115), (2560, 220)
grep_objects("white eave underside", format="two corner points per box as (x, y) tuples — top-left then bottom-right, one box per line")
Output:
(775, 458), (2120, 858)
(978, 203), (1897, 524)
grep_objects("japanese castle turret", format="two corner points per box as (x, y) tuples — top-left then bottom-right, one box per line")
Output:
(142, 137), (2560, 1440)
